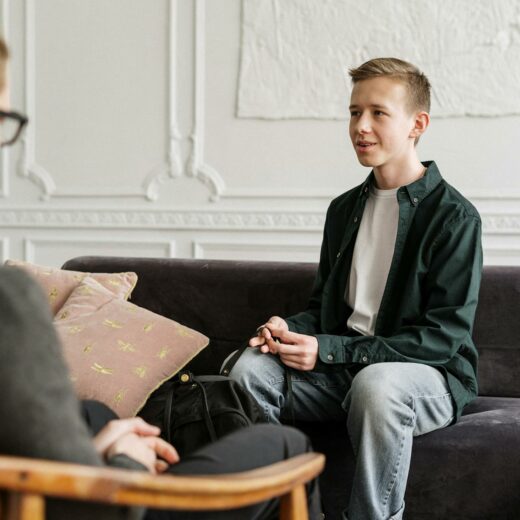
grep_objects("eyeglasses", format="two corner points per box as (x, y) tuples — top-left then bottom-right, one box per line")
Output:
(0, 110), (29, 147)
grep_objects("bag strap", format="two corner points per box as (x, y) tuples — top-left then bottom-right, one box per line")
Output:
(221, 325), (280, 375)
(221, 336), (297, 425)
(220, 344), (248, 376)
(170, 371), (219, 443)
(163, 382), (174, 444)
(192, 377), (218, 442)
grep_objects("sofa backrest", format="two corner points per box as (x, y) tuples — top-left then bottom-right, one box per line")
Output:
(62, 257), (520, 397)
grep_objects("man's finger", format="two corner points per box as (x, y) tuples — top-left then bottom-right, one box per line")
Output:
(262, 327), (273, 340)
(249, 335), (266, 348)
(256, 325), (273, 341)
(145, 437), (180, 464)
(279, 352), (305, 362)
(274, 342), (305, 356)
(266, 337), (281, 354)
(129, 418), (161, 437)
(155, 460), (170, 473)
(271, 329), (301, 343)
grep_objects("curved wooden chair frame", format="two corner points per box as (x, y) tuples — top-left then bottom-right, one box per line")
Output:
(0, 452), (324, 520)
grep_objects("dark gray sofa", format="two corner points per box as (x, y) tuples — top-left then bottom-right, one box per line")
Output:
(63, 256), (520, 520)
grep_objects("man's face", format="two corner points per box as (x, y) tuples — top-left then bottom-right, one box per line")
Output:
(349, 76), (418, 170)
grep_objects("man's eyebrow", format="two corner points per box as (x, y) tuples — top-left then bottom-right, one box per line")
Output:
(348, 103), (390, 110)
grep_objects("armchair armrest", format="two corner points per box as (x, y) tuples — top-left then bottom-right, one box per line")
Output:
(0, 452), (324, 520)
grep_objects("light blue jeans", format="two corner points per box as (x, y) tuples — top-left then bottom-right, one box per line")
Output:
(230, 348), (454, 520)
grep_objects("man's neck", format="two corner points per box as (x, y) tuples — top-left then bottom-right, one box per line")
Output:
(373, 158), (426, 190)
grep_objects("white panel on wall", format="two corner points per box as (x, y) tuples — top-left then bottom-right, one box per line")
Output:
(0, 142), (8, 198)
(0, 237), (8, 262)
(24, 238), (175, 267)
(484, 248), (520, 266)
(193, 239), (320, 262)
(28, 0), (169, 198)
(482, 232), (520, 266)
(238, 0), (520, 118)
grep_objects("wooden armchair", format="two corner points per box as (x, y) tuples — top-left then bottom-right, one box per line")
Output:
(0, 452), (324, 520)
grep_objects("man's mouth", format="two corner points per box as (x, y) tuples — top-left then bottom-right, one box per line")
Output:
(357, 141), (376, 150)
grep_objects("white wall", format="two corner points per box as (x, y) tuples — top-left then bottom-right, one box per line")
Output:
(1, 0), (519, 267)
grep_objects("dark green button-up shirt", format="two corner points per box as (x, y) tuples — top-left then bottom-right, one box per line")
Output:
(285, 161), (483, 419)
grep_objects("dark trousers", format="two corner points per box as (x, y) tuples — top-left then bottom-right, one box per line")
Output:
(84, 401), (321, 520)
(0, 267), (321, 520)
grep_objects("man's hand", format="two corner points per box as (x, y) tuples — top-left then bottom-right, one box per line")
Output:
(264, 329), (319, 371)
(94, 417), (179, 474)
(249, 316), (289, 353)
(106, 432), (179, 474)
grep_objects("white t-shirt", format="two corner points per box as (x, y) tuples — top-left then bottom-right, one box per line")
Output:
(345, 184), (399, 336)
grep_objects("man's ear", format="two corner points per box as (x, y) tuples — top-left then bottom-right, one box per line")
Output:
(409, 111), (430, 139)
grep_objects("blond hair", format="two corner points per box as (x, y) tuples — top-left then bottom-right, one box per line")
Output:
(349, 57), (431, 114)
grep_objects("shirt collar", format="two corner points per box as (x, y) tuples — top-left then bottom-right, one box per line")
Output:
(359, 161), (443, 206)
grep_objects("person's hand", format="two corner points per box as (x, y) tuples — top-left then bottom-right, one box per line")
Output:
(93, 417), (179, 473)
(249, 316), (289, 353)
(106, 432), (179, 474)
(93, 417), (161, 455)
(264, 329), (318, 371)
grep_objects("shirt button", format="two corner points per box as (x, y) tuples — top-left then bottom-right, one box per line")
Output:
(364, 186), (368, 193)
(354, 217), (358, 223)
(336, 252), (341, 258)
(413, 197), (419, 204)
(327, 354), (334, 361)
(362, 355), (368, 363)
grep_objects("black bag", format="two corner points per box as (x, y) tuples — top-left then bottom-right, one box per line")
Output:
(139, 352), (265, 456)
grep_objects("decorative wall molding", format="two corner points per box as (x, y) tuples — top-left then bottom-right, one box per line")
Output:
(193, 239), (321, 260)
(1, 207), (519, 234)
(143, 0), (183, 201)
(24, 237), (176, 263)
(221, 189), (335, 201)
(482, 215), (520, 234)
(222, 189), (520, 203)
(20, 0), (223, 202)
(185, 0), (226, 202)
(20, 0), (56, 200)
(0, 207), (326, 231)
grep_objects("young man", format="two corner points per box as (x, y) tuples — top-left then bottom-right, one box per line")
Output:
(0, 38), (322, 520)
(231, 58), (483, 520)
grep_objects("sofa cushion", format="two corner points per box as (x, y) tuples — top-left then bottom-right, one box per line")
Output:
(302, 396), (520, 519)
(472, 266), (520, 397)
(54, 276), (209, 418)
(5, 259), (137, 315)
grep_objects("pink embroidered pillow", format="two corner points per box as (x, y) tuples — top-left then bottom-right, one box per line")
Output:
(53, 276), (209, 418)
(4, 259), (137, 315)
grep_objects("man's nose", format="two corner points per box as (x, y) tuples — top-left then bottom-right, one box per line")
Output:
(355, 113), (371, 134)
